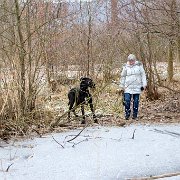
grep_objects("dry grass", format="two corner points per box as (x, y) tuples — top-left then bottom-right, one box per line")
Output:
(0, 75), (180, 140)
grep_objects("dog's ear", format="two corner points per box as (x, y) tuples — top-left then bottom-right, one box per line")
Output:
(80, 77), (88, 82)
(80, 77), (84, 82)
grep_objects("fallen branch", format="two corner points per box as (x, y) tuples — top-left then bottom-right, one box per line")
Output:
(128, 171), (180, 180)
(5, 163), (14, 172)
(132, 129), (136, 139)
(65, 123), (89, 143)
(50, 98), (94, 128)
(72, 138), (89, 148)
(157, 83), (180, 93)
(52, 136), (64, 148)
(153, 129), (180, 138)
(32, 128), (42, 138)
(51, 82), (110, 128)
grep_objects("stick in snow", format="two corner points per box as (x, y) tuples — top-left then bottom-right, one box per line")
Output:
(52, 136), (65, 148)
(66, 123), (89, 143)
(132, 129), (136, 139)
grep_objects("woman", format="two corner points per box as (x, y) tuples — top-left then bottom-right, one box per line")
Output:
(119, 54), (147, 120)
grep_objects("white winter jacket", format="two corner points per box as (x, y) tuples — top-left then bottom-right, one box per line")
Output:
(120, 61), (147, 94)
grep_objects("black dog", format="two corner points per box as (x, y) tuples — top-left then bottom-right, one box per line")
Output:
(68, 77), (97, 124)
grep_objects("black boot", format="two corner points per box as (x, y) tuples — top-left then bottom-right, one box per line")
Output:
(93, 114), (98, 123)
(81, 120), (86, 124)
(94, 119), (98, 124)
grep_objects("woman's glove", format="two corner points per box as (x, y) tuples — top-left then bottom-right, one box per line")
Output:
(116, 89), (124, 95)
(141, 86), (147, 91)
(141, 87), (144, 91)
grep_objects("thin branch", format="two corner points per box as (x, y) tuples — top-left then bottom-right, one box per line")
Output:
(66, 123), (89, 143)
(32, 129), (42, 138)
(52, 135), (65, 148)
(5, 163), (14, 172)
(51, 82), (111, 127)
(72, 138), (88, 148)
(132, 129), (136, 139)
(128, 171), (180, 180)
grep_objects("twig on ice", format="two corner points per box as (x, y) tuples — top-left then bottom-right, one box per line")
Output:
(5, 163), (14, 172)
(128, 171), (180, 180)
(72, 138), (89, 148)
(132, 129), (136, 139)
(66, 123), (89, 143)
(52, 136), (64, 148)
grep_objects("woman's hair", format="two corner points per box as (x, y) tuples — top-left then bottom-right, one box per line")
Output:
(127, 54), (136, 61)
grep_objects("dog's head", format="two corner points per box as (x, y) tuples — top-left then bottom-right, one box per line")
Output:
(80, 77), (95, 89)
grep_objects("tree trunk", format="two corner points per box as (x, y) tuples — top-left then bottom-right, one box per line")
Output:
(111, 0), (118, 26)
(172, 0), (180, 63)
(26, 1), (36, 112)
(132, 0), (159, 100)
(177, 37), (180, 63)
(87, 1), (92, 77)
(15, 0), (26, 116)
(168, 40), (174, 81)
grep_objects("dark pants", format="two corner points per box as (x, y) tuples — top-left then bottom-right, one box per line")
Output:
(124, 93), (140, 118)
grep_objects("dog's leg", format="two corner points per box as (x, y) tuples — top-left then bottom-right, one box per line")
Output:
(89, 103), (98, 123)
(88, 96), (98, 123)
(68, 91), (76, 121)
(72, 108), (78, 117)
(68, 103), (73, 121)
(81, 105), (86, 124)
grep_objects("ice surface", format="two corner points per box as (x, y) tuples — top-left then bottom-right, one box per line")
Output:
(0, 124), (180, 180)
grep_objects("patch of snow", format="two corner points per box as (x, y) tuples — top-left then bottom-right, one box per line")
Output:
(0, 124), (180, 180)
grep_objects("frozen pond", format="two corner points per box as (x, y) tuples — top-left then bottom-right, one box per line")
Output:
(0, 124), (180, 180)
